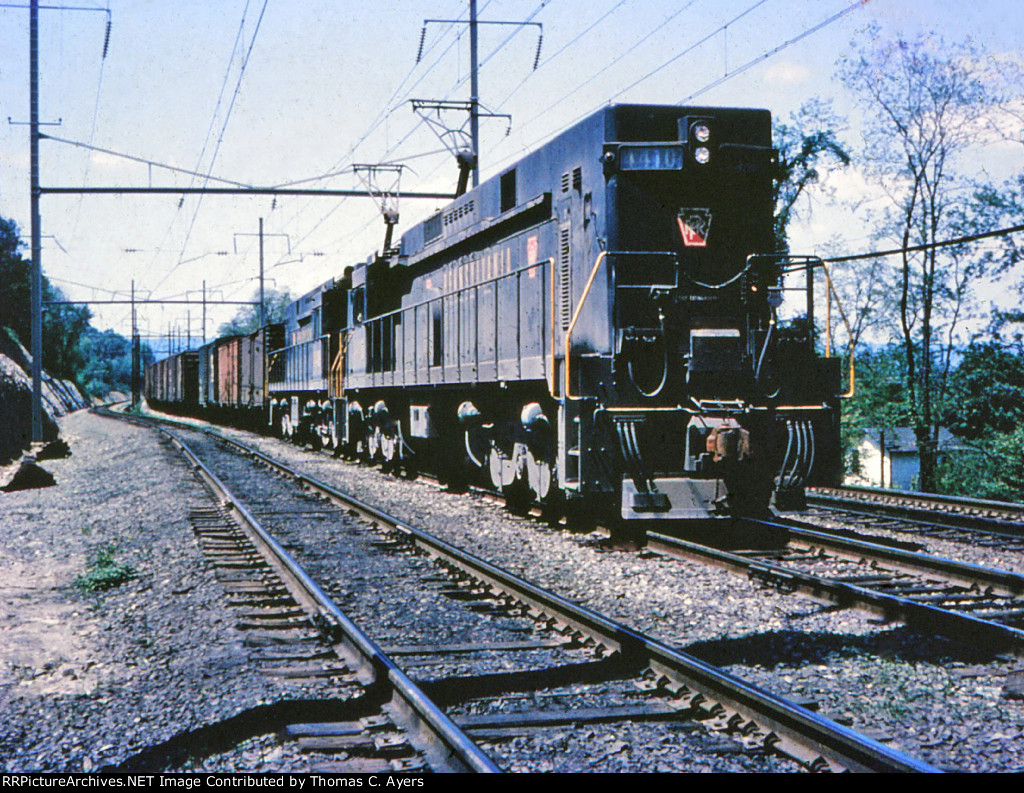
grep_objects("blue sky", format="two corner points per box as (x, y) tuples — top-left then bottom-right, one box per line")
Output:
(0, 0), (1020, 348)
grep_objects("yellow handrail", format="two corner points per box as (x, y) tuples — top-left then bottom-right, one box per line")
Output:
(564, 251), (608, 401)
(820, 262), (856, 399)
(543, 257), (557, 398)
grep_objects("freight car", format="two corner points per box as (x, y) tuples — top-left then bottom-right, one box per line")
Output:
(147, 104), (843, 536)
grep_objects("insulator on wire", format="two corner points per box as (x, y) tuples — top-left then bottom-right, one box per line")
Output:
(416, 26), (426, 63)
(533, 33), (543, 70)
(102, 18), (111, 59)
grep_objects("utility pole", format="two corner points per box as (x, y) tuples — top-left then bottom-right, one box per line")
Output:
(259, 217), (265, 328)
(202, 280), (207, 345)
(131, 279), (139, 408)
(413, 3), (539, 195)
(469, 0), (480, 188)
(29, 0), (43, 442)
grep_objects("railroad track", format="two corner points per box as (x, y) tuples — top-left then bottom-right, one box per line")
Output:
(648, 520), (1024, 655)
(100, 410), (497, 774)
(805, 486), (1024, 551)
(100, 408), (941, 773)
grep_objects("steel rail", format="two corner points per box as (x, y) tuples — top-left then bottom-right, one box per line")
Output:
(188, 426), (938, 773)
(647, 525), (1024, 656)
(99, 409), (498, 773)
(808, 486), (1024, 536)
(778, 521), (1024, 597)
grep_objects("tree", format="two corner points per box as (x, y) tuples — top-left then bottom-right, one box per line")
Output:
(838, 29), (1010, 491)
(0, 216), (31, 344)
(972, 174), (1024, 344)
(42, 283), (91, 381)
(217, 287), (292, 336)
(0, 215), (91, 381)
(942, 341), (1024, 440)
(841, 344), (913, 478)
(773, 99), (851, 252)
(77, 328), (154, 398)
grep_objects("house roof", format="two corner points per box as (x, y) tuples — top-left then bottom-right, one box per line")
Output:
(861, 427), (971, 454)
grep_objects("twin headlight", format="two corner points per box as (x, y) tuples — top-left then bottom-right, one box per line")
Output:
(610, 119), (715, 172)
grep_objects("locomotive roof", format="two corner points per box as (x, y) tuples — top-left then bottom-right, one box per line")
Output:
(392, 103), (771, 268)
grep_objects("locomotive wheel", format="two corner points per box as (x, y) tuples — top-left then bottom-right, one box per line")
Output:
(524, 448), (552, 501)
(502, 476), (532, 516)
(366, 426), (381, 463)
(525, 448), (562, 523)
(539, 487), (564, 524)
(380, 429), (398, 473)
(309, 422), (323, 451)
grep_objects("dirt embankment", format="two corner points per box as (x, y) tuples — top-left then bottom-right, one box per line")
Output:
(0, 331), (90, 466)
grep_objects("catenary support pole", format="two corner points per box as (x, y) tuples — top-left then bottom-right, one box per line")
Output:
(30, 0), (43, 442)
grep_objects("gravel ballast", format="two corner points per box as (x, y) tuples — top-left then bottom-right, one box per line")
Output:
(3, 407), (1024, 772)
(0, 410), (351, 773)
(189, 413), (1024, 773)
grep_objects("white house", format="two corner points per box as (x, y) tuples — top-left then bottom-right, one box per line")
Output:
(847, 427), (967, 490)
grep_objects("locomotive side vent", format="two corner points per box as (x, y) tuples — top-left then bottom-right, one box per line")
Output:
(424, 212), (442, 242)
(560, 168), (583, 194)
(443, 200), (475, 226)
(559, 224), (572, 330)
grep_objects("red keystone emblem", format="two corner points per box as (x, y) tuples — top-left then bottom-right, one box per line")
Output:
(678, 208), (712, 247)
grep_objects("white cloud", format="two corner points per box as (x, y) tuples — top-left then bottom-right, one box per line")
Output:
(761, 60), (812, 85)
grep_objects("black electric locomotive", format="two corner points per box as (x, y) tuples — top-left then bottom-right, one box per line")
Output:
(149, 104), (842, 534)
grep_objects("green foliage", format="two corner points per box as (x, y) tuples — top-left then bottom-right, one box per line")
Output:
(74, 545), (135, 594)
(943, 342), (1024, 439)
(77, 328), (153, 398)
(0, 212), (161, 398)
(773, 99), (850, 252)
(936, 428), (1024, 503)
(836, 29), (1007, 491)
(845, 345), (913, 429)
(841, 345), (913, 479)
(935, 343), (1024, 501)
(0, 215), (93, 381)
(42, 287), (92, 381)
(0, 216), (32, 345)
(217, 287), (292, 336)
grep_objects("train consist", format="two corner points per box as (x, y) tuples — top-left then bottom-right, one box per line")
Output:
(146, 104), (842, 533)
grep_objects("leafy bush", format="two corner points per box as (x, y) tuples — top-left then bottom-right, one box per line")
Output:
(74, 545), (136, 593)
